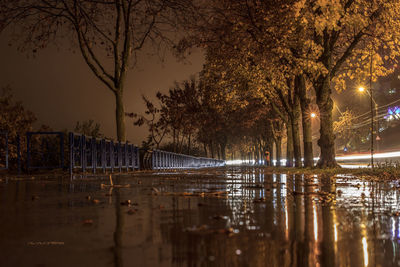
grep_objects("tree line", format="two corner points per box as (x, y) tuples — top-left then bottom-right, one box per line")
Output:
(2, 0), (400, 167)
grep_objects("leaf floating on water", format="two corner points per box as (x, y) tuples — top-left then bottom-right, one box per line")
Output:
(101, 183), (130, 188)
(163, 191), (228, 198)
(212, 215), (227, 220)
(127, 209), (138, 215)
(121, 200), (131, 206)
(152, 187), (160, 195)
(253, 198), (265, 203)
(82, 219), (93, 225)
(113, 184), (130, 188)
(185, 225), (235, 236)
(185, 224), (209, 232)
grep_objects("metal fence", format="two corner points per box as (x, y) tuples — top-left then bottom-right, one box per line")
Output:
(0, 131), (225, 173)
(69, 132), (140, 174)
(142, 149), (225, 170)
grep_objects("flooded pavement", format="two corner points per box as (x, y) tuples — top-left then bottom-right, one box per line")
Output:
(0, 167), (400, 267)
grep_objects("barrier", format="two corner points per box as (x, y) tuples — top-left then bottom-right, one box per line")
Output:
(2, 131), (223, 173)
(146, 149), (225, 170)
(69, 133), (140, 174)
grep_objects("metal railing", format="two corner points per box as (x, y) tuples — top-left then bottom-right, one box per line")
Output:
(69, 132), (140, 174)
(1, 131), (224, 173)
(142, 149), (225, 170)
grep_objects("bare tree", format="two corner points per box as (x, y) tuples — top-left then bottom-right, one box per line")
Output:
(1, 0), (180, 141)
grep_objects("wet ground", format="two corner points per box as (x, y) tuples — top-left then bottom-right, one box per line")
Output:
(0, 166), (400, 267)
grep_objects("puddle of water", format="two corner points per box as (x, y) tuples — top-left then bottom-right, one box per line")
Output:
(0, 167), (400, 266)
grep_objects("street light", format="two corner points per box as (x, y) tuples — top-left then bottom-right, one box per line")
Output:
(358, 84), (377, 168)
(310, 112), (317, 118)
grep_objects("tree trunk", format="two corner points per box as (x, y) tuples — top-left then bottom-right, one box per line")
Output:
(221, 142), (226, 160)
(275, 136), (282, 167)
(291, 101), (302, 168)
(316, 79), (338, 168)
(286, 121), (294, 167)
(266, 142), (273, 166)
(115, 91), (126, 142)
(179, 134), (185, 153)
(296, 75), (314, 167)
(187, 134), (191, 155)
(173, 128), (176, 152)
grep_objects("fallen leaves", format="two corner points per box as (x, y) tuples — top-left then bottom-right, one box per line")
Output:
(120, 200), (131, 206)
(127, 208), (138, 215)
(184, 225), (235, 236)
(100, 183), (130, 188)
(161, 191), (229, 198)
(82, 219), (93, 225)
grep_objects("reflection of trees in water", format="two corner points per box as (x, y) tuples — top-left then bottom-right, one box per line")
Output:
(113, 188), (123, 267)
(163, 169), (400, 266)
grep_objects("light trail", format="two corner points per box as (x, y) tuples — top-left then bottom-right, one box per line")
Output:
(335, 150), (400, 161)
(226, 150), (400, 166)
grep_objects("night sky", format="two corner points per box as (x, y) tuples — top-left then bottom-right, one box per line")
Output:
(0, 37), (204, 145)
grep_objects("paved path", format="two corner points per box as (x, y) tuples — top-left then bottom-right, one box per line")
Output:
(0, 167), (399, 266)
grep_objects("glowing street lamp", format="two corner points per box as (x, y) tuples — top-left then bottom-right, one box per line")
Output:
(310, 112), (317, 118)
(358, 84), (376, 168)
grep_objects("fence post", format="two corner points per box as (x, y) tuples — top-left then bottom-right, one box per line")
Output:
(60, 133), (64, 170)
(118, 141), (122, 172)
(110, 141), (114, 173)
(101, 139), (106, 173)
(81, 135), (86, 173)
(69, 132), (74, 176)
(125, 143), (129, 172)
(92, 137), (96, 174)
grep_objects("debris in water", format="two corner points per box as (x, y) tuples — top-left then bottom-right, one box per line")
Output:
(127, 209), (138, 215)
(121, 200), (131, 206)
(82, 219), (93, 225)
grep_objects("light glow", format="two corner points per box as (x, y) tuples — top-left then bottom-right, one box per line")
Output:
(362, 237), (369, 267)
(359, 86), (366, 92)
(311, 112), (317, 118)
(227, 150), (400, 166)
(313, 204), (318, 241)
(336, 150), (400, 161)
